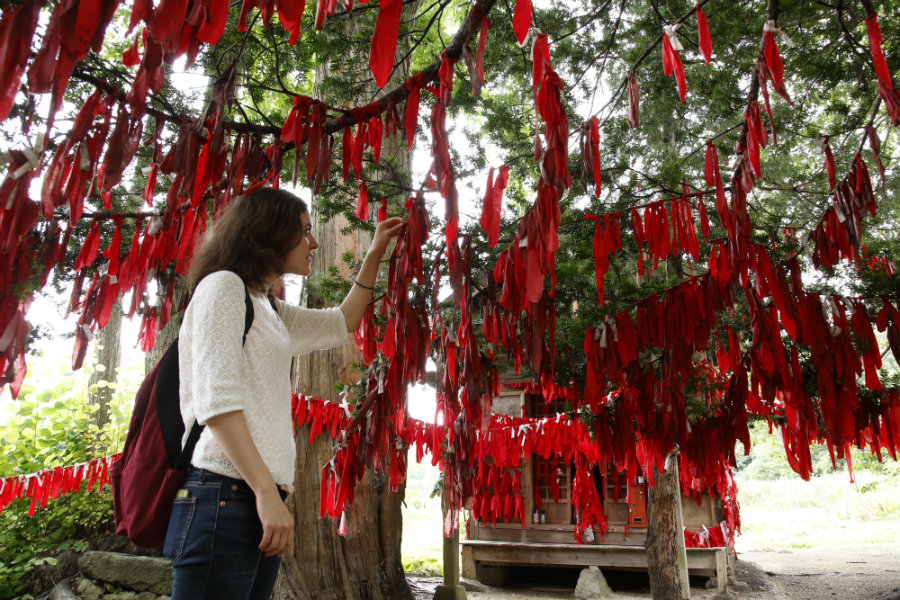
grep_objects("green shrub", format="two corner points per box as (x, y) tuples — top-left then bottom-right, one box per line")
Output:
(402, 554), (443, 576)
(0, 348), (138, 599)
(0, 491), (112, 599)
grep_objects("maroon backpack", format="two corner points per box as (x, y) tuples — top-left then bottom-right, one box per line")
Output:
(111, 289), (254, 548)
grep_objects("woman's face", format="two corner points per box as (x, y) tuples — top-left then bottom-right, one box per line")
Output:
(283, 211), (318, 277)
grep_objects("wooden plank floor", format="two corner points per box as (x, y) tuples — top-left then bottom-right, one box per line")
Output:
(461, 539), (727, 593)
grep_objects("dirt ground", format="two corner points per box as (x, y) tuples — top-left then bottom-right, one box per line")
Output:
(409, 542), (900, 600)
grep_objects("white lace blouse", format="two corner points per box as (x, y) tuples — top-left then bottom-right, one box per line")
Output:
(177, 270), (349, 485)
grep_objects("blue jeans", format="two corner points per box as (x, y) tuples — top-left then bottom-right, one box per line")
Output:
(163, 468), (285, 600)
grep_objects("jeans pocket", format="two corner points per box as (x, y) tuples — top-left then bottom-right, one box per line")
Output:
(163, 496), (197, 561)
(218, 496), (263, 547)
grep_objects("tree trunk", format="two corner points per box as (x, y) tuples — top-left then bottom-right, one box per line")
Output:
(273, 8), (416, 597)
(144, 279), (184, 373)
(88, 300), (121, 429)
(646, 453), (691, 600)
(648, 111), (692, 598)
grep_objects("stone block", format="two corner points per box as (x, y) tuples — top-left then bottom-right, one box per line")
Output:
(76, 577), (105, 600)
(574, 566), (613, 599)
(78, 551), (173, 595)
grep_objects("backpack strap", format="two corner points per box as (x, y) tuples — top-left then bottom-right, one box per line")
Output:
(243, 286), (255, 344)
(182, 287), (255, 462)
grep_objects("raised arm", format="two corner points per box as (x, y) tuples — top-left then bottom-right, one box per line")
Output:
(339, 217), (405, 331)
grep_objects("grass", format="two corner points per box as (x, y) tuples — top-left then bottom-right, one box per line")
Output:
(735, 470), (900, 551)
(401, 454), (445, 575)
(734, 419), (900, 551)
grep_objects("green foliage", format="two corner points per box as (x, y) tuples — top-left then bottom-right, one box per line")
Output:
(0, 353), (135, 478)
(736, 420), (900, 481)
(0, 492), (114, 599)
(401, 554), (443, 576)
(318, 265), (356, 305)
(0, 350), (138, 599)
(734, 427), (900, 552)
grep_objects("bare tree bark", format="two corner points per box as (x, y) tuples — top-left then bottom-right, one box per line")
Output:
(143, 278), (184, 373)
(88, 300), (121, 429)
(646, 453), (691, 600)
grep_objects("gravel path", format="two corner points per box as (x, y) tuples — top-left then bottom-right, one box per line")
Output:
(734, 545), (900, 600)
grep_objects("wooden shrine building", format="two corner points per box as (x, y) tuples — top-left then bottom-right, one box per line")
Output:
(461, 383), (729, 592)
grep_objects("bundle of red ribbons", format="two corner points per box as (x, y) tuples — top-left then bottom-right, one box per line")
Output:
(0, 455), (119, 517)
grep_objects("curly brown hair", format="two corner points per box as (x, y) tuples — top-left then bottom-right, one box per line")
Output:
(185, 188), (308, 293)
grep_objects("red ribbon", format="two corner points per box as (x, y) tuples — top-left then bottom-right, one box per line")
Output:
(661, 31), (686, 102)
(369, 0), (403, 88)
(512, 0), (531, 45)
(479, 166), (509, 248)
(355, 181), (369, 221)
(696, 4), (712, 65)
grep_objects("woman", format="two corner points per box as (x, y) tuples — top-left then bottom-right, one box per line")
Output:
(163, 187), (404, 599)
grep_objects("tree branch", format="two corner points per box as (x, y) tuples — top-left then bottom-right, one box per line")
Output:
(595, 0), (713, 128)
(323, 0), (500, 135)
(381, 0), (453, 95)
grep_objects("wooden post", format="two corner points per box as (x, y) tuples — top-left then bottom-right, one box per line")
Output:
(715, 549), (727, 594)
(434, 483), (467, 600)
(434, 526), (467, 599)
(444, 526), (459, 583)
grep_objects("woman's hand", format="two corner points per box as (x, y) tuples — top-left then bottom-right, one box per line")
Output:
(340, 216), (405, 331)
(204, 411), (294, 556)
(256, 487), (294, 557)
(369, 217), (405, 256)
